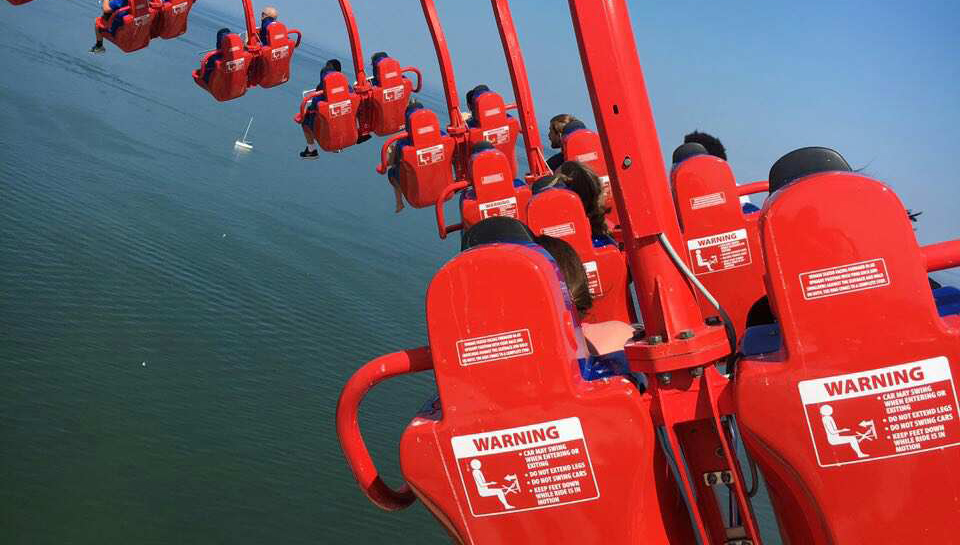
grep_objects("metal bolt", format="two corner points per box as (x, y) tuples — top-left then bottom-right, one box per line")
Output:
(690, 366), (703, 377)
(705, 316), (722, 326)
(721, 471), (733, 484)
(622, 156), (632, 168)
(657, 372), (672, 385)
(647, 335), (663, 345)
(631, 328), (646, 341)
(706, 472), (719, 486)
(677, 329), (695, 339)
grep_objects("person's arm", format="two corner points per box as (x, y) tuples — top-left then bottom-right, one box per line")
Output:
(102, 0), (112, 11)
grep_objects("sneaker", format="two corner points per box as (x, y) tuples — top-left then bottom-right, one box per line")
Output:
(299, 147), (319, 160)
(89, 44), (106, 54)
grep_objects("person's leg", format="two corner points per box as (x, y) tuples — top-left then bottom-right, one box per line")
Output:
(91, 12), (110, 52)
(388, 171), (405, 213)
(299, 121), (319, 159)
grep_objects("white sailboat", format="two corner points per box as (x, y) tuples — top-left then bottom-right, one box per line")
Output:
(234, 117), (254, 152)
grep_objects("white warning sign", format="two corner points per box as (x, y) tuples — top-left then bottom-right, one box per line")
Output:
(575, 151), (599, 163)
(225, 58), (245, 72)
(416, 144), (445, 166)
(583, 261), (602, 296)
(690, 191), (726, 210)
(451, 417), (599, 517)
(799, 258), (890, 300)
(540, 222), (575, 238)
(329, 99), (352, 118)
(479, 197), (518, 219)
(483, 125), (511, 146)
(799, 356), (960, 467)
(456, 329), (533, 367)
(686, 228), (751, 275)
(383, 84), (405, 102)
(172, 2), (187, 14)
(271, 45), (289, 60)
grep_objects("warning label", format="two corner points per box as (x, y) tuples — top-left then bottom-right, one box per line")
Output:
(451, 417), (599, 516)
(225, 58), (245, 72)
(416, 144), (445, 166)
(172, 2), (187, 14)
(540, 222), (575, 238)
(456, 329), (533, 367)
(583, 261), (601, 296)
(479, 197), (518, 219)
(800, 258), (890, 300)
(575, 151), (599, 163)
(690, 192), (726, 210)
(480, 173), (504, 186)
(799, 356), (960, 467)
(329, 99), (352, 118)
(483, 125), (511, 146)
(271, 45), (289, 60)
(686, 228), (751, 275)
(383, 85), (405, 102)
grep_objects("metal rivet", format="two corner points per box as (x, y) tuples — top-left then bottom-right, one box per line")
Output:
(647, 335), (663, 345)
(622, 156), (632, 168)
(657, 372), (672, 385)
(690, 367), (703, 377)
(705, 316), (722, 326)
(677, 329), (694, 339)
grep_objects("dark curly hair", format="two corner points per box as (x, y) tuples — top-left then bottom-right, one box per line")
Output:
(556, 161), (610, 239)
(684, 130), (726, 160)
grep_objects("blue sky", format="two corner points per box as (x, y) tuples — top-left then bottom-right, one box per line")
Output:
(194, 0), (959, 250)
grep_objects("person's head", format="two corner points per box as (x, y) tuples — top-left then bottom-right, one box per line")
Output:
(556, 161), (609, 239)
(548, 114), (577, 149)
(323, 59), (342, 73)
(261, 6), (277, 20)
(535, 235), (592, 319)
(215, 28), (232, 49)
(683, 131), (726, 160)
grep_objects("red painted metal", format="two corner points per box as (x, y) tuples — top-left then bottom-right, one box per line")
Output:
(296, 71), (361, 152)
(435, 181), (468, 239)
(562, 126), (621, 228)
(736, 181), (769, 197)
(336, 0), (368, 90)
(736, 172), (960, 543)
(465, 90), (522, 179)
(671, 154), (767, 336)
(923, 239), (960, 272)
(239, 0), (259, 51)
(149, 0), (194, 40)
(459, 148), (531, 231)
(96, 0), (156, 53)
(192, 33), (253, 102)
(489, 0), (550, 179)
(398, 244), (695, 543)
(6, 0), (35, 5)
(253, 21), (302, 88)
(418, 0), (465, 132)
(336, 346), (433, 511)
(379, 108), (457, 208)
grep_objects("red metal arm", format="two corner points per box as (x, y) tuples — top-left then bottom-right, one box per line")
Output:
(240, 0), (259, 49)
(336, 347), (433, 511)
(336, 0), (368, 87)
(923, 239), (960, 272)
(288, 29), (303, 48)
(436, 181), (469, 239)
(377, 133), (408, 175)
(401, 67), (423, 93)
(296, 91), (321, 122)
(490, 0), (550, 179)
(737, 181), (769, 196)
(419, 0), (464, 131)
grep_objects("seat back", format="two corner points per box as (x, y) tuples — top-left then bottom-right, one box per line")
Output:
(7, 0), (37, 5)
(561, 126), (620, 228)
(150, 0), (193, 39)
(369, 57), (413, 136)
(671, 154), (766, 336)
(101, 1), (155, 53)
(399, 243), (693, 544)
(466, 91), (521, 179)
(527, 188), (632, 323)
(194, 33), (252, 102)
(395, 108), (456, 208)
(735, 173), (960, 544)
(254, 21), (295, 88)
(460, 148), (531, 231)
(309, 71), (361, 152)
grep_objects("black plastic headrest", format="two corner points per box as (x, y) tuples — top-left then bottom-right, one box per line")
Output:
(768, 146), (852, 194)
(461, 217), (535, 251)
(471, 141), (496, 154)
(216, 28), (232, 49)
(324, 59), (342, 72)
(371, 51), (388, 66)
(561, 120), (587, 136)
(466, 84), (491, 110)
(672, 142), (708, 164)
(532, 175), (562, 194)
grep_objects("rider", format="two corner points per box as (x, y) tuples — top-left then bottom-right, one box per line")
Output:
(298, 59), (342, 159)
(555, 161), (614, 246)
(200, 28), (234, 85)
(546, 114), (579, 171)
(258, 6), (278, 45)
(90, 0), (129, 54)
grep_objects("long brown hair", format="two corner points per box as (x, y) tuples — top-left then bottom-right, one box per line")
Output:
(535, 235), (592, 318)
(556, 161), (610, 239)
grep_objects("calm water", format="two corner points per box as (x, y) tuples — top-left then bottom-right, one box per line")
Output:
(0, 2), (788, 544)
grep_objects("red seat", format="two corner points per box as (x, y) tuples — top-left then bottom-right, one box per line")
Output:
(7, 0), (35, 5)
(527, 188), (632, 324)
(95, 1), (156, 53)
(149, 0), (193, 40)
(192, 34), (253, 102)
(735, 173), (960, 544)
(387, 108), (456, 208)
(460, 148), (531, 230)
(466, 91), (521, 179)
(399, 243), (693, 544)
(671, 154), (766, 337)
(253, 21), (300, 88)
(561, 126), (620, 229)
(368, 57), (413, 136)
(296, 72), (361, 152)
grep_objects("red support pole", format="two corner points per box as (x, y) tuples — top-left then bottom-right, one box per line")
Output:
(923, 239), (960, 272)
(240, 0), (259, 49)
(489, 0), (550, 179)
(337, 0), (368, 87)
(419, 0), (465, 132)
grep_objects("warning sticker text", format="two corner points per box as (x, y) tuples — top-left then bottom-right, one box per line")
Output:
(799, 258), (890, 300)
(540, 222), (575, 238)
(583, 261), (602, 296)
(451, 417), (599, 517)
(416, 144), (445, 166)
(479, 197), (518, 219)
(483, 125), (511, 146)
(799, 356), (960, 467)
(456, 329), (533, 367)
(686, 228), (751, 275)
(690, 192), (726, 210)
(383, 85), (405, 102)
(329, 99), (352, 118)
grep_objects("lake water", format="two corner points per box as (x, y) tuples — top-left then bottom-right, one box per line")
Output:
(0, 2), (838, 544)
